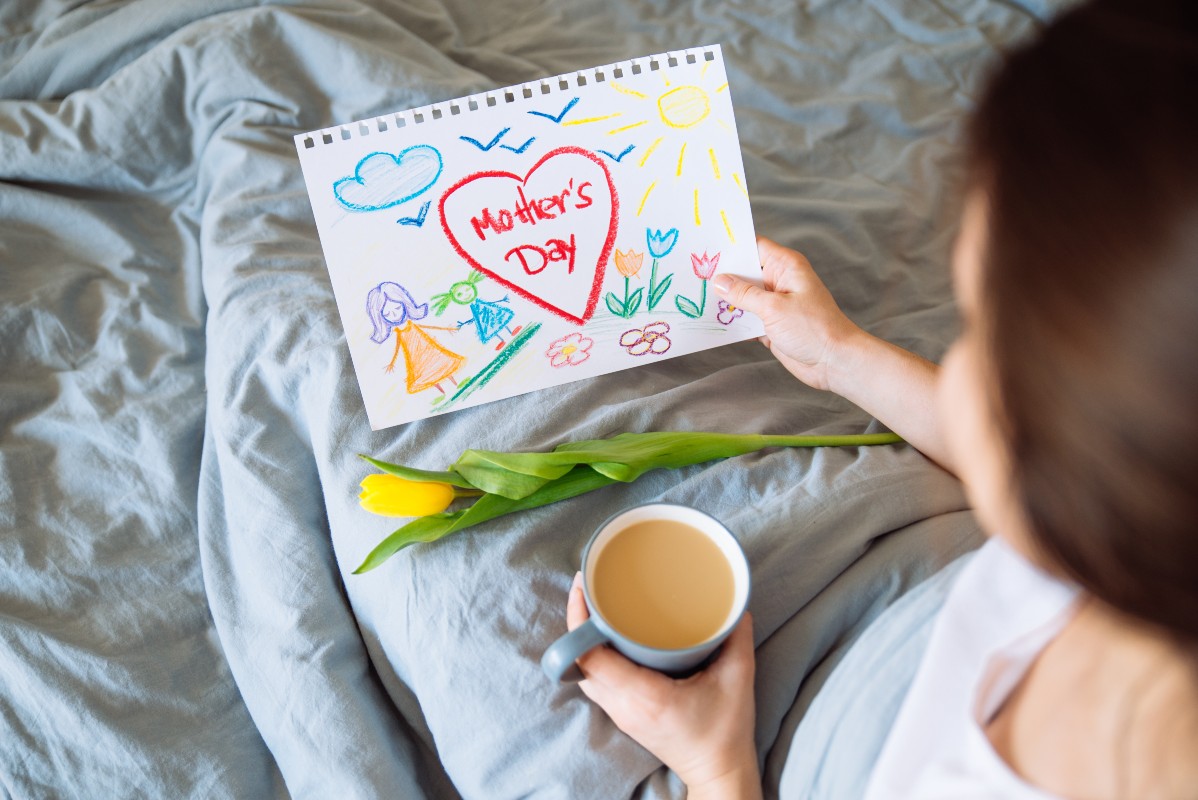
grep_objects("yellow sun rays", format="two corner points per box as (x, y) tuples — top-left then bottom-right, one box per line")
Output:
(618, 66), (737, 240)
(566, 62), (742, 242)
(639, 136), (664, 167)
(638, 181), (657, 215)
(608, 119), (647, 135)
(561, 112), (622, 127)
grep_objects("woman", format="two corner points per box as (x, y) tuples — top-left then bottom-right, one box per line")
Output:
(564, 1), (1198, 797)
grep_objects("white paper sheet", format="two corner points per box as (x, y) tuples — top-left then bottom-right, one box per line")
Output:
(295, 44), (763, 429)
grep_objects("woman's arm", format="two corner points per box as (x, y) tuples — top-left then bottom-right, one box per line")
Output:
(713, 238), (956, 474)
(565, 574), (763, 799)
(829, 330), (953, 472)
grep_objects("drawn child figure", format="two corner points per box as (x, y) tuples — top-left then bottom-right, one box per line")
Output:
(366, 281), (464, 397)
(431, 271), (522, 351)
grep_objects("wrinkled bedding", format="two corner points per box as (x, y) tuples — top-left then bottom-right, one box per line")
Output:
(1, 1), (1065, 797)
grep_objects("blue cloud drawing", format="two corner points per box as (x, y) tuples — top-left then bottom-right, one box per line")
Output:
(333, 145), (443, 212)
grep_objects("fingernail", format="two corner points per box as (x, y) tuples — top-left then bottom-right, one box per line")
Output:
(712, 274), (732, 294)
(571, 571), (583, 590)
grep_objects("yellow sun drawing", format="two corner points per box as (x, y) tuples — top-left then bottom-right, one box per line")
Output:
(562, 61), (748, 243)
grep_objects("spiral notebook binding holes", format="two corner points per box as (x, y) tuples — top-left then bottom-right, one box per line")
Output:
(299, 45), (719, 149)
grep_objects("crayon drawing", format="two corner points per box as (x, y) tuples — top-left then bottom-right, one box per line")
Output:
(605, 249), (644, 319)
(598, 144), (636, 163)
(545, 332), (594, 367)
(431, 272), (523, 350)
(396, 201), (431, 227)
(334, 145), (443, 212)
(716, 299), (744, 325)
(644, 227), (678, 311)
(366, 282), (463, 398)
(296, 46), (764, 429)
(460, 129), (511, 151)
(675, 251), (720, 318)
(560, 64), (741, 243)
(439, 146), (618, 326)
(619, 322), (671, 356)
(528, 97), (579, 124)
(434, 322), (542, 413)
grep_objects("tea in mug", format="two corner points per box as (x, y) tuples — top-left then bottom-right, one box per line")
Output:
(591, 519), (735, 649)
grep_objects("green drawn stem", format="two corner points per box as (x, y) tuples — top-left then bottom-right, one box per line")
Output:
(649, 259), (659, 301)
(435, 322), (541, 412)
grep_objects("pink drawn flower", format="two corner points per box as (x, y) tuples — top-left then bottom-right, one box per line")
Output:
(545, 332), (593, 367)
(716, 299), (744, 325)
(690, 250), (721, 280)
(619, 321), (672, 356)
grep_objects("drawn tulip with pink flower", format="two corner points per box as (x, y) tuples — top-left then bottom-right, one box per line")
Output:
(675, 250), (720, 318)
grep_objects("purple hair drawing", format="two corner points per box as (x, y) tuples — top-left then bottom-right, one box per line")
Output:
(366, 282), (430, 343)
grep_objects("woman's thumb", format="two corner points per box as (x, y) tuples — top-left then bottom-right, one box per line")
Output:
(712, 274), (768, 314)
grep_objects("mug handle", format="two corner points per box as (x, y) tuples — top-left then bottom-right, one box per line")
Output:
(541, 618), (610, 683)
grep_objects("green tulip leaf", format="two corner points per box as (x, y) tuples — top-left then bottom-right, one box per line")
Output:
(626, 287), (644, 316)
(356, 431), (905, 571)
(354, 465), (621, 572)
(675, 295), (701, 318)
(605, 293), (625, 317)
(648, 274), (673, 310)
(358, 455), (477, 489)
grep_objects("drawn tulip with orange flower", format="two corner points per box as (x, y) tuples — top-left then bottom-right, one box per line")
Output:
(675, 250), (721, 318)
(604, 248), (645, 318)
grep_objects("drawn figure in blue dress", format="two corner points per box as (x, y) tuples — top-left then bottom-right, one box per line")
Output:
(431, 271), (522, 351)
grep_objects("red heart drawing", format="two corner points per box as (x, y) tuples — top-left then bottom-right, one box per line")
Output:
(439, 147), (619, 325)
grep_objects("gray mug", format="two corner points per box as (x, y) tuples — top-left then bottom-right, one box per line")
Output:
(541, 503), (751, 683)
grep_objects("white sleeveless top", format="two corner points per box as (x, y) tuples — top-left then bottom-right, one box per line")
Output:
(862, 537), (1081, 799)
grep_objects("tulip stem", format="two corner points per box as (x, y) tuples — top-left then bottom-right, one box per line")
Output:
(355, 431), (906, 571)
(647, 258), (673, 311)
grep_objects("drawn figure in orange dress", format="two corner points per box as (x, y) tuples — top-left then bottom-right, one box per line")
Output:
(366, 281), (464, 395)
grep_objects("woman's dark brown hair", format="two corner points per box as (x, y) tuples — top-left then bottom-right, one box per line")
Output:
(967, 0), (1198, 643)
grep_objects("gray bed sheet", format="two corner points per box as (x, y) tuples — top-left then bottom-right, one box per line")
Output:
(0, 1), (1065, 797)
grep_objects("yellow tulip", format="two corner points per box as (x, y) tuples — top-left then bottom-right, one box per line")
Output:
(359, 474), (456, 517)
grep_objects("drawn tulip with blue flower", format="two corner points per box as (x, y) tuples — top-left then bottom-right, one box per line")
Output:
(645, 227), (679, 311)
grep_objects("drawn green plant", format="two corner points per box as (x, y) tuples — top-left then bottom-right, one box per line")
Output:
(645, 227), (679, 311)
(604, 249), (644, 318)
(675, 250), (720, 318)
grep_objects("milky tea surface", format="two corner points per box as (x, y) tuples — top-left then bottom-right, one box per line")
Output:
(592, 520), (735, 649)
